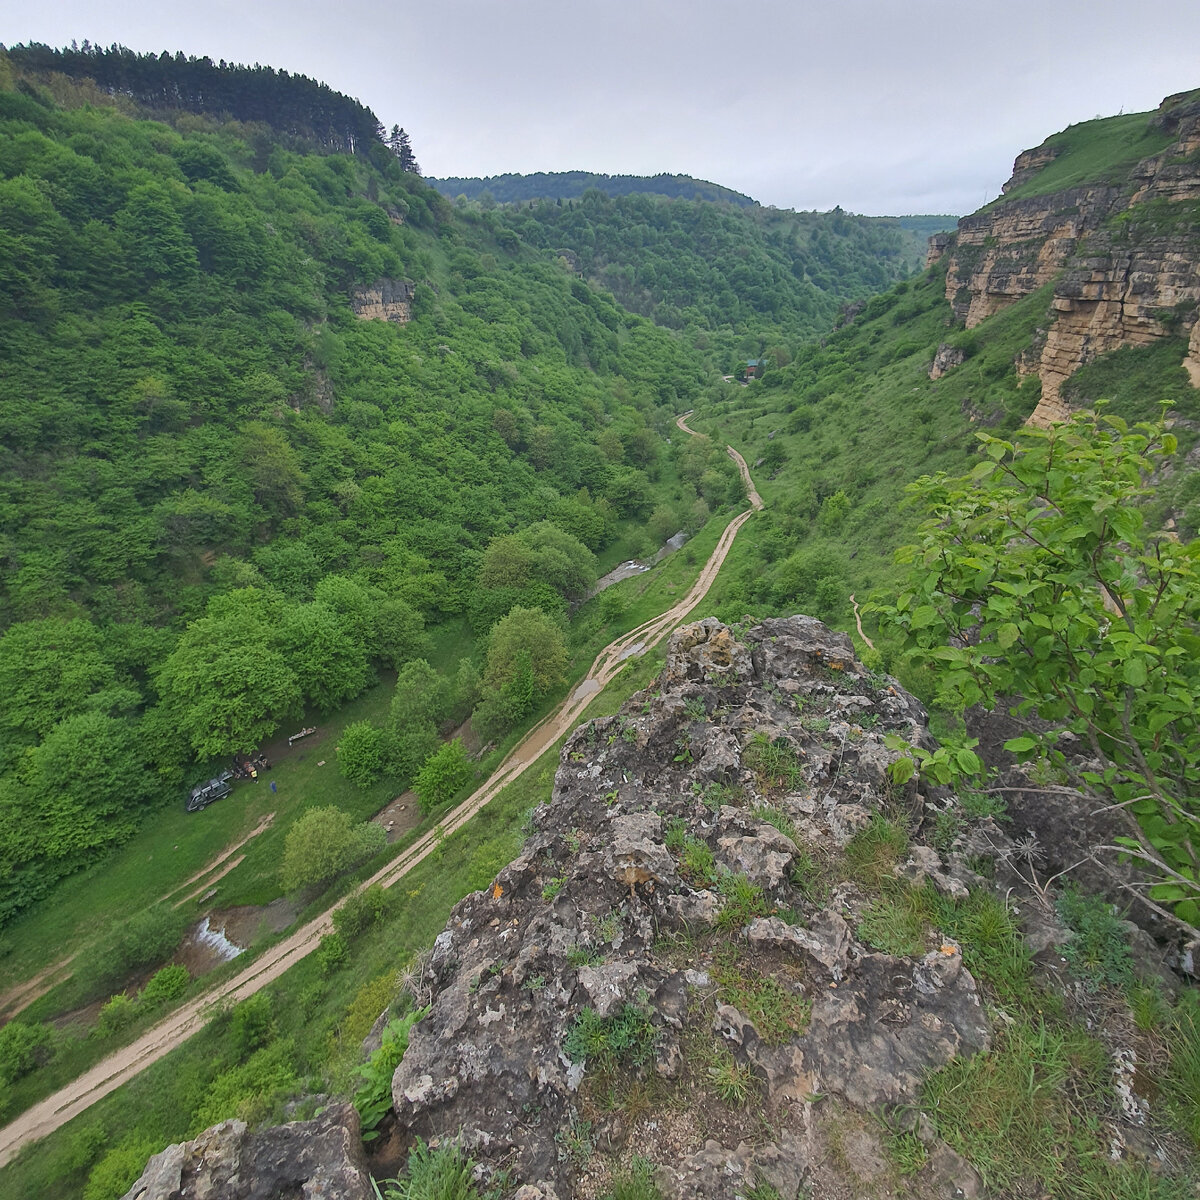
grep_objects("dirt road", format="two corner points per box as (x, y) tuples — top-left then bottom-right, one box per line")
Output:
(0, 413), (762, 1169)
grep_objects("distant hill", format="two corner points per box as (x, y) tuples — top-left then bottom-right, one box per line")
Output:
(428, 171), (757, 207)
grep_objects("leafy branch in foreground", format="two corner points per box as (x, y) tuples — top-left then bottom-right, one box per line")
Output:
(875, 410), (1200, 933)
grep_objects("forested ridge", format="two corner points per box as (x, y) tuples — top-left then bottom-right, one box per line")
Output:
(474, 189), (949, 355)
(0, 60), (752, 924)
(428, 170), (757, 207)
(3, 42), (385, 154)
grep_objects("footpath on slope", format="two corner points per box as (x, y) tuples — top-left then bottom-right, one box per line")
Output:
(0, 411), (763, 1169)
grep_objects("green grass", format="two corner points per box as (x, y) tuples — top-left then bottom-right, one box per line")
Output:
(601, 1156), (664, 1200)
(563, 1004), (657, 1073)
(711, 953), (810, 1045)
(994, 110), (1175, 203)
(714, 871), (768, 932)
(923, 1013), (1188, 1198)
(844, 814), (909, 888)
(856, 890), (927, 957)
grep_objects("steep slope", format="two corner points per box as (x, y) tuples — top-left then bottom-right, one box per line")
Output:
(0, 62), (734, 923)
(931, 89), (1200, 424)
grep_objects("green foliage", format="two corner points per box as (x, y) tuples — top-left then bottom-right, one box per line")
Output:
(316, 931), (350, 976)
(191, 1040), (298, 1131)
(706, 1041), (755, 1104)
(279, 806), (387, 892)
(712, 955), (811, 1044)
(564, 1004), (657, 1073)
(333, 883), (392, 940)
(353, 1006), (429, 1139)
(741, 732), (803, 795)
(96, 993), (138, 1037)
(1054, 886), (1134, 992)
(414, 739), (473, 814)
(715, 871), (768, 931)
(229, 992), (277, 1061)
(0, 1019), (52, 1084)
(140, 965), (190, 1008)
(886, 1130), (928, 1176)
(601, 1155), (664, 1200)
(82, 1137), (159, 1200)
(1163, 1002), (1200, 1147)
(482, 606), (569, 698)
(377, 1139), (480, 1200)
(879, 413), (1200, 930)
(80, 905), (187, 999)
(338, 720), (389, 788)
(920, 1014), (1177, 1197)
(857, 892), (927, 957)
(844, 815), (908, 888)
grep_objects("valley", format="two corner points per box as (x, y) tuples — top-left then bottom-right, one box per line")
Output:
(0, 45), (1197, 1200)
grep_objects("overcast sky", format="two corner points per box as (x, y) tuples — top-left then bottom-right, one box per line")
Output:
(6, 1), (1199, 215)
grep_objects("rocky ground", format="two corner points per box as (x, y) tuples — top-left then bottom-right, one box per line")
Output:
(121, 616), (1194, 1200)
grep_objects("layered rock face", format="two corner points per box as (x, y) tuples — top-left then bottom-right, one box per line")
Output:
(351, 277), (414, 323)
(937, 90), (1200, 426)
(385, 617), (991, 1197)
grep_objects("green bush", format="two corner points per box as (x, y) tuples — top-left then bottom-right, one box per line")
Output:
(279, 806), (387, 892)
(229, 992), (276, 1060)
(96, 993), (137, 1037)
(82, 1137), (159, 1200)
(140, 964), (190, 1008)
(316, 931), (349, 977)
(414, 739), (474, 814)
(337, 719), (389, 788)
(333, 883), (391, 940)
(0, 1018), (52, 1084)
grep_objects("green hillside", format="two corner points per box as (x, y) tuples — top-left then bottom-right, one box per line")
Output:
(477, 191), (950, 360)
(0, 61), (753, 924)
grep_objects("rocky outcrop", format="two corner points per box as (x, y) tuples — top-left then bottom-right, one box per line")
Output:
(938, 89), (1200, 427)
(351, 278), (414, 323)
(383, 617), (990, 1196)
(119, 1104), (372, 1200)
(929, 342), (965, 379)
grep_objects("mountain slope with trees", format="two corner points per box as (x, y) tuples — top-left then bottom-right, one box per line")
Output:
(0, 53), (749, 924)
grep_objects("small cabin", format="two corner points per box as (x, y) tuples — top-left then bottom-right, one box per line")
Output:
(744, 358), (767, 378)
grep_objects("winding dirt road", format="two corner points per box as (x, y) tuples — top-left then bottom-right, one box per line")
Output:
(0, 413), (762, 1169)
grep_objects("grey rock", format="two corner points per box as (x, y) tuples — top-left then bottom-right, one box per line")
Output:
(120, 1104), (372, 1200)
(745, 909), (852, 980)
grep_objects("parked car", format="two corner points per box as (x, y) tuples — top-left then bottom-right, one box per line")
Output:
(186, 771), (234, 812)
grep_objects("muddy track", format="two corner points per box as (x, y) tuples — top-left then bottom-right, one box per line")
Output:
(0, 412), (760, 1169)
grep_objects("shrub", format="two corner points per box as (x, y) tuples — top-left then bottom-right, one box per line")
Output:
(96, 993), (137, 1037)
(414, 739), (473, 814)
(140, 964), (190, 1008)
(279, 805), (387, 892)
(337, 720), (388, 788)
(82, 1137), (159, 1200)
(0, 1018), (53, 1084)
(316, 931), (349, 977)
(229, 992), (276, 1060)
(333, 883), (391, 940)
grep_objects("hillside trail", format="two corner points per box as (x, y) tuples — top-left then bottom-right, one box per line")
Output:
(0, 411), (762, 1169)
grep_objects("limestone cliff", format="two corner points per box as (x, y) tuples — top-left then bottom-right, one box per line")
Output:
(937, 90), (1200, 426)
(351, 278), (414, 323)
